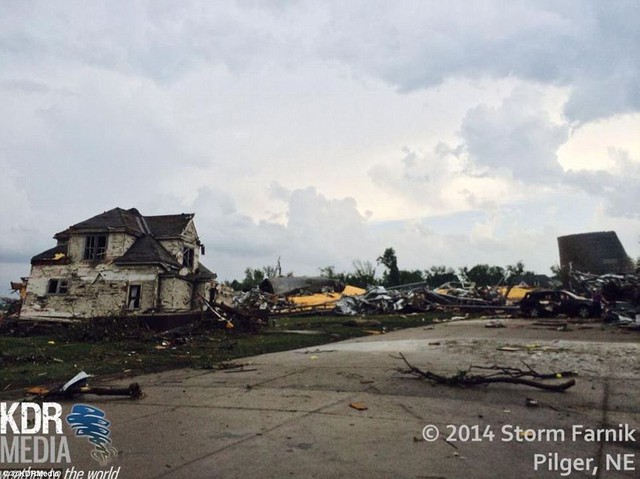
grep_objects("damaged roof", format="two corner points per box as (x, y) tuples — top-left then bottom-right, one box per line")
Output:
(193, 263), (216, 280)
(54, 207), (195, 240)
(114, 235), (181, 270)
(31, 244), (69, 264)
(261, 276), (345, 296)
(145, 213), (194, 238)
(161, 263), (217, 282)
(32, 208), (209, 276)
(55, 207), (148, 239)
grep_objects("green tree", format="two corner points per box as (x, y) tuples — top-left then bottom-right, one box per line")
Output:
(463, 264), (505, 287)
(349, 260), (377, 288)
(377, 247), (401, 287)
(398, 269), (424, 285)
(239, 267), (265, 290)
(262, 265), (278, 279)
(319, 265), (348, 284)
(424, 265), (457, 288)
(505, 260), (526, 279)
(503, 260), (537, 297)
(319, 265), (338, 279)
(550, 264), (570, 288)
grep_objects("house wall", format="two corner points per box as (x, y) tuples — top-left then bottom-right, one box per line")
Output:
(194, 280), (212, 308)
(67, 232), (137, 261)
(21, 262), (159, 320)
(158, 276), (193, 311)
(158, 221), (200, 273)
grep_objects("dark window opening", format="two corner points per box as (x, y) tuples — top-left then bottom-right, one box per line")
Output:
(127, 285), (141, 309)
(47, 279), (69, 294)
(182, 247), (195, 269)
(84, 235), (108, 260)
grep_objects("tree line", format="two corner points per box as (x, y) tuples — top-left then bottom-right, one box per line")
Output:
(228, 247), (543, 291)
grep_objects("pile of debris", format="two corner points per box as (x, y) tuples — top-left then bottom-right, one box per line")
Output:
(335, 286), (425, 315)
(568, 269), (640, 302)
(230, 277), (518, 318)
(232, 288), (295, 314)
(232, 277), (365, 317)
(568, 269), (640, 328)
(335, 284), (515, 316)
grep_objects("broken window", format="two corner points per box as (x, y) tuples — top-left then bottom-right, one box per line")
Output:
(182, 247), (195, 269)
(84, 235), (108, 260)
(127, 285), (141, 309)
(47, 279), (69, 294)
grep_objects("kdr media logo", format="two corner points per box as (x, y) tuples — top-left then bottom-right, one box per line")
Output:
(1, 402), (116, 466)
(0, 402), (70, 464)
(66, 405), (117, 465)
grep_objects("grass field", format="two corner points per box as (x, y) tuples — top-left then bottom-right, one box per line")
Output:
(0, 312), (446, 395)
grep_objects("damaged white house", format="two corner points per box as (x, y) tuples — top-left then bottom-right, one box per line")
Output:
(20, 207), (216, 321)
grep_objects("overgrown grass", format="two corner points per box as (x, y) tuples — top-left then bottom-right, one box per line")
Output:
(0, 312), (443, 395)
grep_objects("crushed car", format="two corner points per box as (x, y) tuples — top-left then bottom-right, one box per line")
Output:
(519, 289), (602, 319)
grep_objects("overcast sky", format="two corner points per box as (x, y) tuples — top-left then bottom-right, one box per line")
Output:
(1, 0), (639, 292)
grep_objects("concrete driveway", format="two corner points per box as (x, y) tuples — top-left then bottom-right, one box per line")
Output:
(5, 318), (639, 478)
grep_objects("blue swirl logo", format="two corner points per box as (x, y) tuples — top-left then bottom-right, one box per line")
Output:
(66, 404), (118, 464)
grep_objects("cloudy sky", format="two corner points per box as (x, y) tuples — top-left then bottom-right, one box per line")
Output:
(1, 0), (639, 291)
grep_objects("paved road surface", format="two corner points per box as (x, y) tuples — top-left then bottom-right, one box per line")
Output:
(3, 318), (639, 478)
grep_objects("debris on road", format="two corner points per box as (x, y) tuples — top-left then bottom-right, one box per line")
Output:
(525, 398), (539, 407)
(26, 371), (143, 400)
(485, 320), (506, 328)
(349, 402), (368, 411)
(397, 353), (577, 391)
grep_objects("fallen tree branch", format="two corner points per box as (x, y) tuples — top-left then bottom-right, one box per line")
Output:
(396, 353), (576, 392)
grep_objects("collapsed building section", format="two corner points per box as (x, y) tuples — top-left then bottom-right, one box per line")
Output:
(232, 278), (519, 317)
(558, 231), (634, 275)
(20, 207), (217, 321)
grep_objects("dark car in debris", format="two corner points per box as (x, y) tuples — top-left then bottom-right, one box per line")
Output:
(519, 289), (602, 318)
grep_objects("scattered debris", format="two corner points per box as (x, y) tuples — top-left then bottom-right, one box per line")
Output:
(231, 279), (519, 318)
(335, 285), (514, 316)
(223, 368), (258, 374)
(568, 269), (640, 303)
(349, 402), (368, 411)
(564, 269), (640, 328)
(201, 295), (266, 331)
(295, 349), (336, 354)
(485, 320), (506, 328)
(397, 353), (576, 391)
(264, 329), (325, 335)
(27, 371), (143, 400)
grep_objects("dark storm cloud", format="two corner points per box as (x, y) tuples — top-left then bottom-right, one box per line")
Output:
(320, 0), (640, 123)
